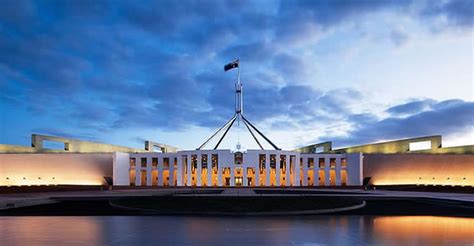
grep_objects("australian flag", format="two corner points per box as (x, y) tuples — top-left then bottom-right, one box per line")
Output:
(224, 60), (239, 71)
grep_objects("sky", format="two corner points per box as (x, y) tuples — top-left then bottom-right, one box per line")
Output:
(0, 0), (473, 151)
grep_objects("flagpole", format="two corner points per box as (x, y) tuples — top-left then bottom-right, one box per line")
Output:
(236, 59), (241, 150)
(236, 59), (241, 126)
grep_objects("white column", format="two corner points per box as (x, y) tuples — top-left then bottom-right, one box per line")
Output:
(157, 157), (163, 186)
(217, 166), (223, 186)
(146, 157), (152, 186)
(313, 157), (319, 186)
(265, 154), (270, 186)
(177, 156), (183, 186)
(207, 154), (212, 186)
(295, 156), (301, 186)
(230, 167), (235, 186)
(187, 155), (192, 186)
(255, 163), (260, 187)
(197, 154), (202, 186)
(276, 155), (281, 186)
(302, 157), (308, 186)
(135, 157), (141, 186)
(285, 155), (290, 186)
(325, 158), (330, 186)
(169, 157), (175, 186)
(243, 167), (248, 187)
(335, 157), (342, 186)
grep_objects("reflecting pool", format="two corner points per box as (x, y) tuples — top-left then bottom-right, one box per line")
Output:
(0, 216), (473, 245)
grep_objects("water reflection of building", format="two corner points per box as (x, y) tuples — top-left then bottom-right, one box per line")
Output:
(0, 134), (472, 187)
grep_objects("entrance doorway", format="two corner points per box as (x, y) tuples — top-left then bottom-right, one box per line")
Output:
(235, 177), (243, 186)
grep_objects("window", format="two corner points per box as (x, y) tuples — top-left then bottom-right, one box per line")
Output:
(280, 155), (286, 169)
(270, 155), (276, 169)
(314, 146), (325, 153)
(212, 154), (218, 169)
(191, 155), (197, 171)
(330, 158), (336, 168)
(130, 158), (136, 168)
(259, 154), (266, 170)
(318, 158), (325, 168)
(341, 158), (347, 168)
(409, 141), (432, 151)
(182, 156), (188, 173)
(308, 158), (314, 169)
(141, 158), (147, 168)
(235, 152), (243, 165)
(163, 158), (170, 168)
(152, 158), (158, 167)
(202, 154), (208, 168)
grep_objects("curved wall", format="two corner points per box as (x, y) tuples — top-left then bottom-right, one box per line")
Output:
(0, 153), (113, 186)
(364, 154), (474, 186)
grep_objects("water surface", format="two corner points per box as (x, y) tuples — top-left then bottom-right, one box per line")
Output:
(0, 216), (473, 245)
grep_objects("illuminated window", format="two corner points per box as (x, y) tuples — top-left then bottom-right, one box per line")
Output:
(341, 158), (347, 168)
(163, 158), (170, 168)
(280, 155), (286, 169)
(202, 155), (208, 168)
(130, 158), (136, 167)
(270, 155), (276, 169)
(308, 158), (314, 169)
(409, 141), (432, 151)
(330, 158), (336, 168)
(191, 155), (197, 171)
(319, 158), (325, 168)
(212, 154), (218, 169)
(259, 154), (265, 171)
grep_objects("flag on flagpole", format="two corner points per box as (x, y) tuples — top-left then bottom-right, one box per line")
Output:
(224, 60), (239, 71)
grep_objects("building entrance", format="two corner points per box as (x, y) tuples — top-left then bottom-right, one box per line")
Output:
(235, 177), (243, 186)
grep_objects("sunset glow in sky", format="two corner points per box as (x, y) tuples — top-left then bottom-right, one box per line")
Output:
(0, 0), (472, 150)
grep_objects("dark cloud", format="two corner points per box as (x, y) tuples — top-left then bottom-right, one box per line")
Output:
(422, 0), (474, 28)
(386, 99), (436, 116)
(321, 99), (474, 147)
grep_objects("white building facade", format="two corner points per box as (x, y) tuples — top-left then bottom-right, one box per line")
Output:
(113, 150), (363, 187)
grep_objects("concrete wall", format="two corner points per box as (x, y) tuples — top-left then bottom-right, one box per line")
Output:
(31, 134), (145, 153)
(296, 135), (474, 155)
(0, 134), (180, 154)
(113, 152), (130, 186)
(347, 153), (363, 186)
(364, 154), (474, 186)
(0, 153), (113, 186)
(333, 136), (442, 154)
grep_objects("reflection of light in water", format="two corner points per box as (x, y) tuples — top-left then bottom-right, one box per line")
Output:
(0, 217), (102, 245)
(373, 216), (474, 242)
(0, 216), (473, 245)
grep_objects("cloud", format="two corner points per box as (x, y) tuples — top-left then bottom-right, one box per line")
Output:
(386, 99), (436, 116)
(0, 0), (472, 148)
(321, 99), (474, 147)
(390, 28), (410, 47)
(422, 0), (474, 29)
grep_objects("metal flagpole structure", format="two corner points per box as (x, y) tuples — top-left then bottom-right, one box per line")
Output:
(197, 59), (281, 150)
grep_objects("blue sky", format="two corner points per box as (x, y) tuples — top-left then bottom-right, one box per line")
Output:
(0, 0), (473, 150)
